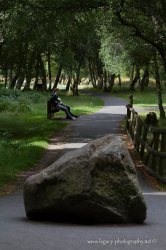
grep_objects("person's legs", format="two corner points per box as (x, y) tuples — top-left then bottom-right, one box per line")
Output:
(61, 104), (79, 118)
(57, 104), (75, 120)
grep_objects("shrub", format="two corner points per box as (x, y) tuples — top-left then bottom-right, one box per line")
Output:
(25, 91), (46, 103)
(9, 101), (31, 113)
(0, 129), (13, 144)
(0, 88), (33, 113)
(0, 87), (22, 99)
(0, 100), (10, 112)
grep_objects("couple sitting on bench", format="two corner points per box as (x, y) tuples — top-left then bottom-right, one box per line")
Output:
(50, 88), (79, 120)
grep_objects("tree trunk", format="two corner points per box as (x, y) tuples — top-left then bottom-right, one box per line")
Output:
(41, 69), (47, 91)
(72, 62), (81, 96)
(23, 49), (36, 91)
(130, 66), (140, 91)
(47, 50), (52, 91)
(23, 75), (32, 91)
(8, 69), (13, 88)
(97, 76), (103, 89)
(103, 70), (108, 92)
(38, 54), (47, 91)
(89, 61), (97, 88)
(66, 75), (71, 92)
(23, 68), (32, 91)
(118, 74), (122, 87)
(96, 58), (104, 89)
(4, 69), (8, 88)
(108, 73), (115, 92)
(33, 58), (40, 90)
(140, 65), (149, 91)
(53, 64), (63, 89)
(130, 65), (135, 82)
(9, 72), (18, 89)
(16, 73), (25, 90)
(154, 55), (165, 119)
(158, 47), (166, 74)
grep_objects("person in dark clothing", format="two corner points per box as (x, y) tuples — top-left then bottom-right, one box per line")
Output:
(50, 88), (79, 120)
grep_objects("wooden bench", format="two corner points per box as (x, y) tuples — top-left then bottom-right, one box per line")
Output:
(47, 100), (60, 119)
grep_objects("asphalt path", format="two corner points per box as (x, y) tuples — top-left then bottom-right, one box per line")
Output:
(0, 94), (166, 250)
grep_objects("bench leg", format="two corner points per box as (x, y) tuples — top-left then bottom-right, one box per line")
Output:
(47, 112), (54, 119)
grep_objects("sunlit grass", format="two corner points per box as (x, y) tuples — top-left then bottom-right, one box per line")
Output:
(111, 85), (166, 107)
(59, 94), (103, 114)
(0, 139), (47, 185)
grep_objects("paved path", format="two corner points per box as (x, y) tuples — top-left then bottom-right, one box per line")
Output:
(0, 94), (166, 250)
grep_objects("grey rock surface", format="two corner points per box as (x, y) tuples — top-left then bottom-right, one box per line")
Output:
(24, 134), (146, 223)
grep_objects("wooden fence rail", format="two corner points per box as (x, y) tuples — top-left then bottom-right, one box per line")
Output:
(126, 95), (166, 183)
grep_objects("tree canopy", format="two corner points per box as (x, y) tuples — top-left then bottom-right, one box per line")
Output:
(0, 0), (166, 97)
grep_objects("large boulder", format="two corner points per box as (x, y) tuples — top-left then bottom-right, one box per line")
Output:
(23, 135), (147, 223)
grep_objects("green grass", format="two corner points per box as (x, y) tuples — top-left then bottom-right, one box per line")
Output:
(0, 90), (103, 187)
(112, 85), (166, 105)
(61, 95), (104, 114)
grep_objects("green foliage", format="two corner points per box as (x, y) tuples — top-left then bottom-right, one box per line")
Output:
(0, 99), (31, 113)
(0, 100), (9, 112)
(0, 129), (13, 142)
(0, 87), (22, 99)
(0, 88), (48, 113)
(99, 33), (128, 75)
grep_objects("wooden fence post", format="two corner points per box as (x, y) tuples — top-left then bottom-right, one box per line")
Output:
(134, 116), (142, 152)
(146, 132), (160, 171)
(159, 134), (166, 176)
(126, 104), (131, 131)
(140, 124), (149, 160)
(129, 95), (133, 108)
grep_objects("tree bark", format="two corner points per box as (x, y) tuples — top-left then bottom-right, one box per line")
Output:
(23, 49), (36, 91)
(140, 65), (149, 91)
(103, 70), (108, 92)
(154, 55), (165, 119)
(130, 66), (140, 91)
(108, 73), (115, 92)
(89, 61), (97, 88)
(24, 75), (32, 91)
(16, 73), (25, 90)
(9, 72), (18, 89)
(96, 58), (104, 89)
(66, 75), (71, 92)
(53, 64), (63, 89)
(118, 74), (122, 87)
(47, 49), (52, 91)
(130, 64), (135, 82)
(33, 59), (39, 90)
(37, 54), (47, 91)
(4, 69), (8, 88)
(8, 69), (13, 88)
(72, 62), (81, 96)
(97, 76), (103, 89)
